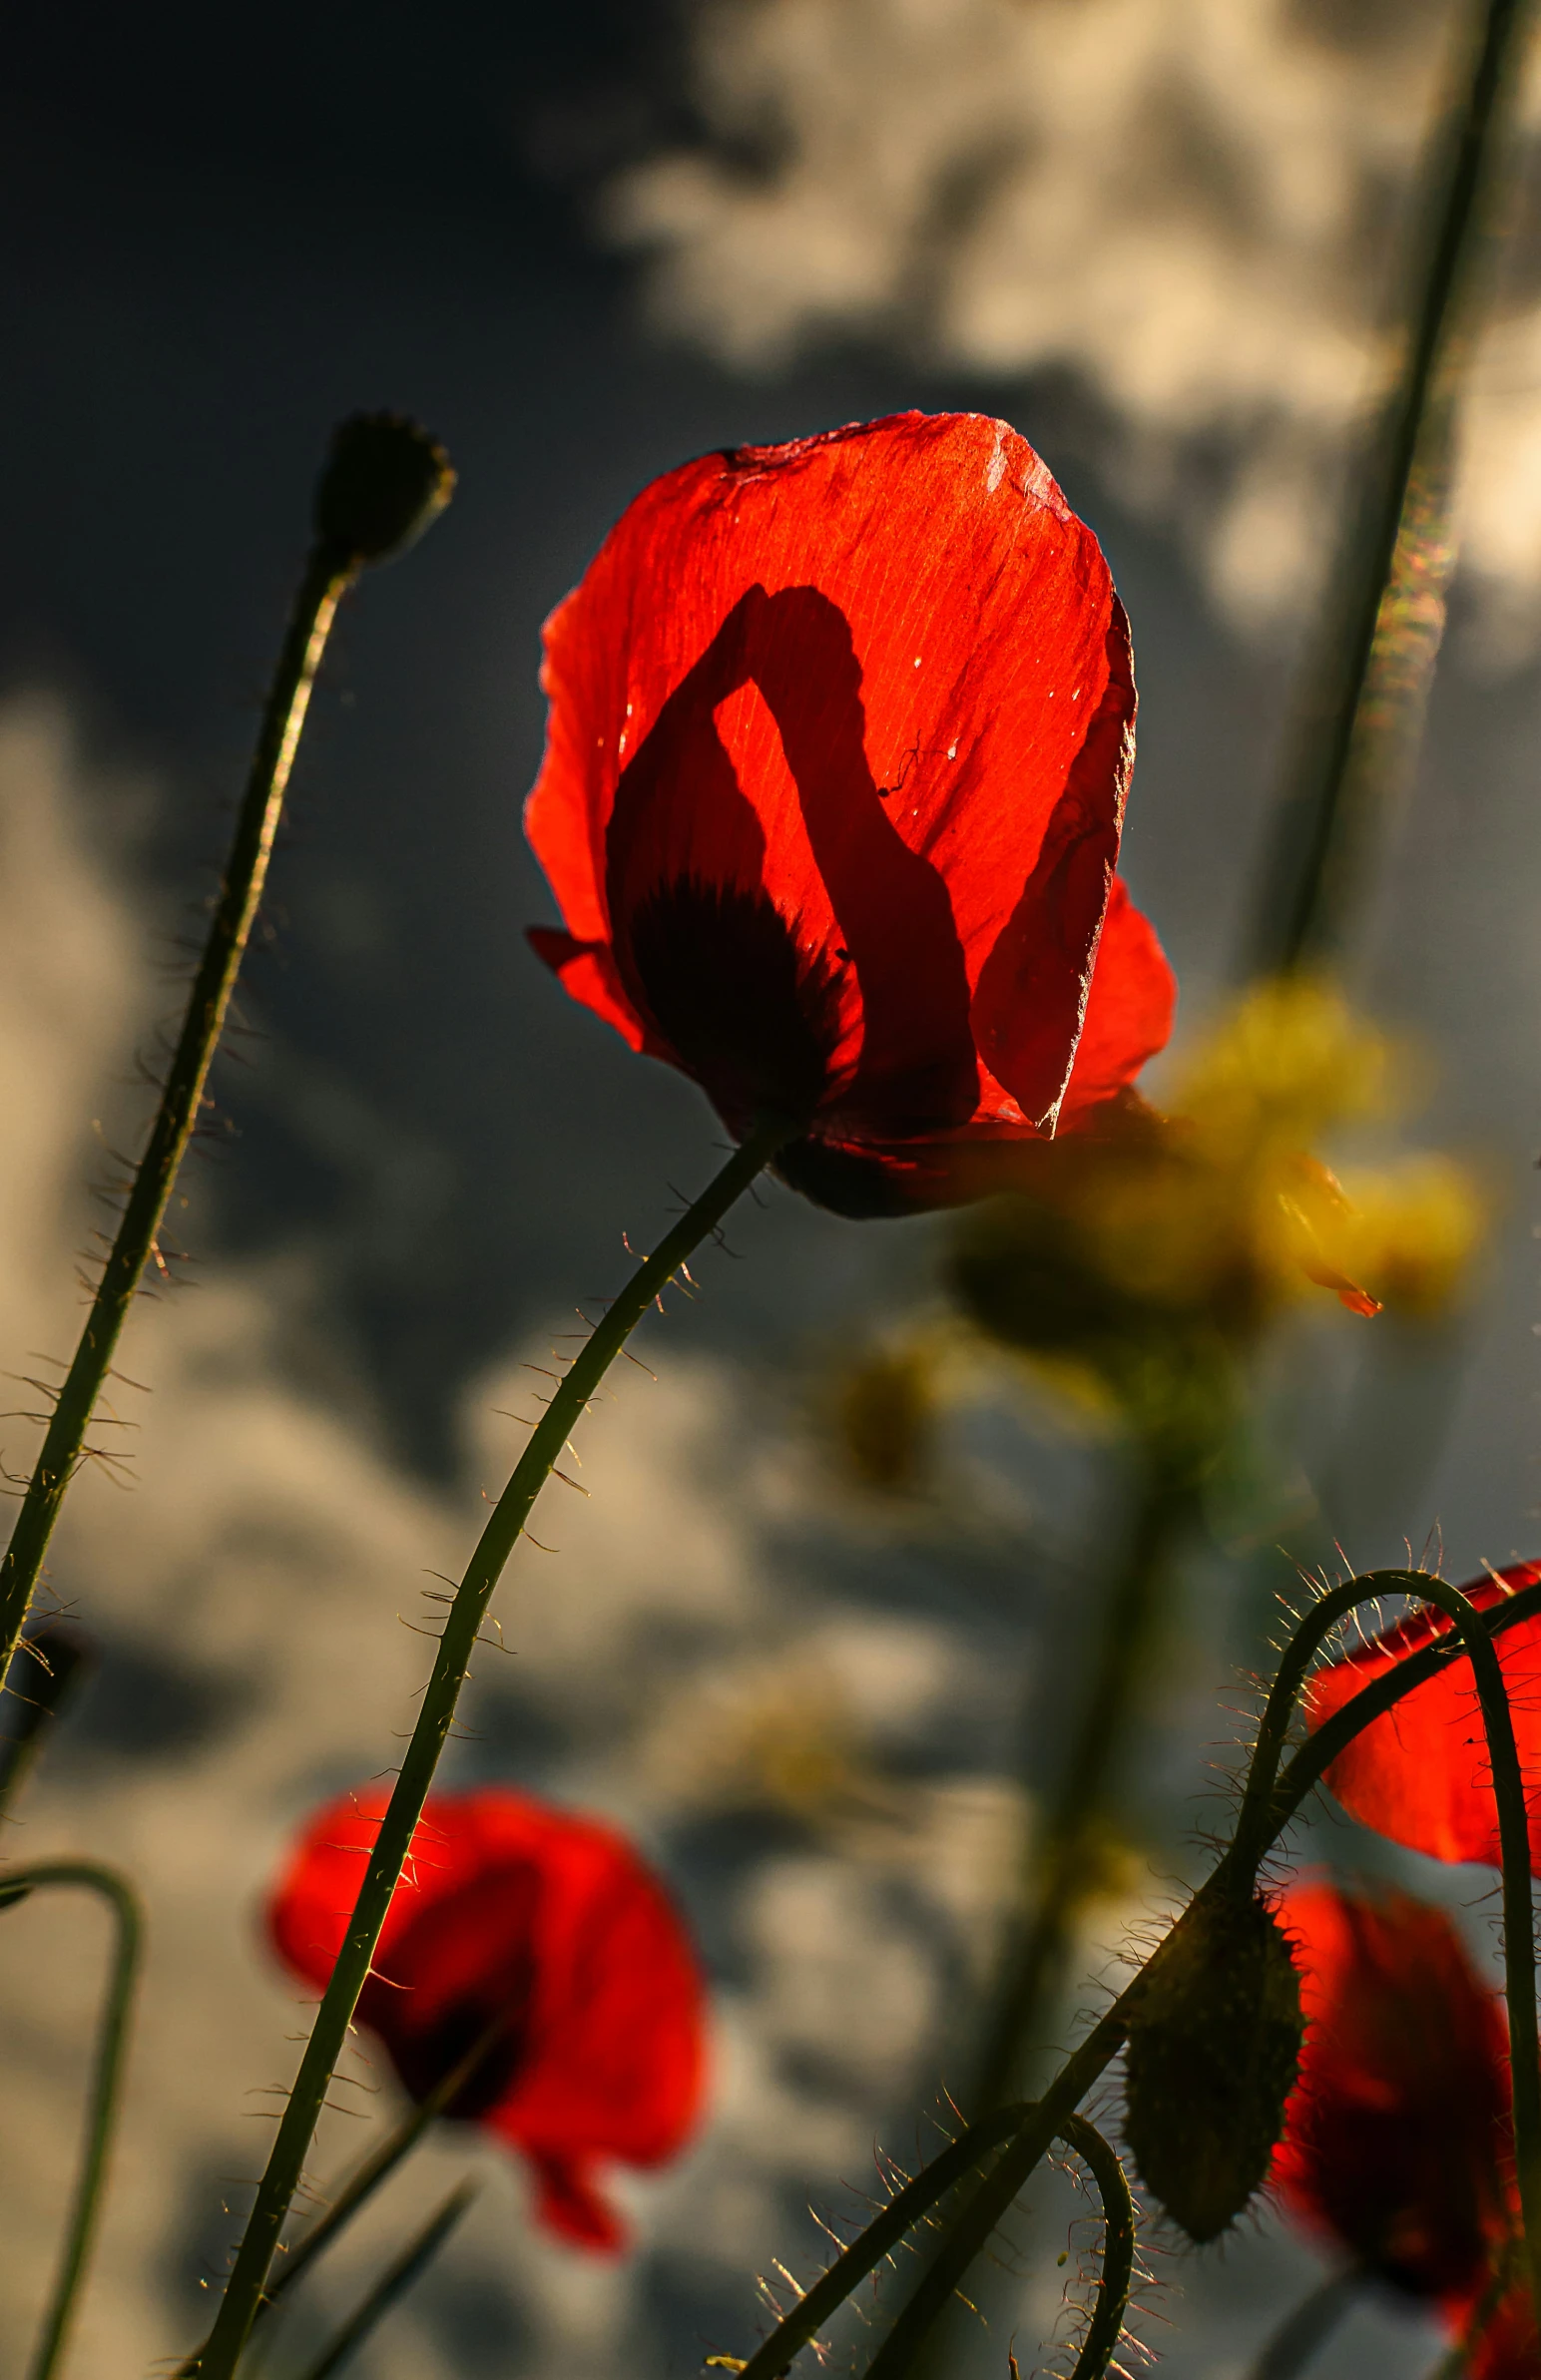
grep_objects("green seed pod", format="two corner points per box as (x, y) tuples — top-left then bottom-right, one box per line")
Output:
(313, 412), (454, 566)
(1123, 1891), (1302, 2243)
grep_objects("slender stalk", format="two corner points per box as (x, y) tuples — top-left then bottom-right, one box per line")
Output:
(5, 1859), (144, 2380)
(1247, 2271), (1361, 2380)
(0, 546), (350, 1695)
(0, 1624), (93, 1823)
(287, 2181), (476, 2380)
(734, 1569), (1541, 2380)
(1055, 2115), (1135, 2380)
(190, 1116), (791, 2379)
(258, 2013), (505, 2324)
(1251, 0), (1531, 977)
(968, 1462), (1189, 2115)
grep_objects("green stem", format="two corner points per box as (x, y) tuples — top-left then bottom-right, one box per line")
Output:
(969, 1463), (1188, 2115)
(0, 545), (353, 1697)
(1236, 1570), (1541, 2314)
(6, 1859), (144, 2380)
(736, 2103), (1033, 2380)
(1057, 2115), (1135, 2380)
(191, 1116), (791, 2379)
(0, 1624), (93, 1823)
(287, 2181), (476, 2380)
(736, 1568), (1541, 2380)
(1254, 0), (1530, 976)
(259, 2012), (503, 2324)
(1247, 2270), (1361, 2380)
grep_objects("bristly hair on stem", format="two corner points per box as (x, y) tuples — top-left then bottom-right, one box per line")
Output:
(727, 1572), (1541, 2380)
(184, 1114), (794, 2380)
(0, 415), (452, 1707)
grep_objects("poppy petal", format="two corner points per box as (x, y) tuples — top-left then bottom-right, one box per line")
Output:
(1273, 1880), (1512, 2307)
(525, 411), (1168, 1171)
(265, 1787), (707, 2254)
(1302, 1564), (1541, 1871)
(1058, 875), (1178, 1123)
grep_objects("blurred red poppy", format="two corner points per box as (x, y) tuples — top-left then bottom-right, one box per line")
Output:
(1302, 1563), (1541, 1871)
(1274, 1881), (1513, 2314)
(526, 410), (1175, 1217)
(266, 1786), (707, 2251)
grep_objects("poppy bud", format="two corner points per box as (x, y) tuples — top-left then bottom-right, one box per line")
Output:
(1123, 1890), (1302, 2243)
(313, 411), (454, 566)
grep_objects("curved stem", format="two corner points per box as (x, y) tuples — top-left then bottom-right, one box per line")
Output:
(1247, 2270), (1361, 2380)
(191, 1116), (791, 2380)
(1057, 2115), (1135, 2380)
(0, 543), (353, 1697)
(737, 1567), (1541, 2380)
(736, 2103), (1033, 2380)
(6, 1858), (144, 2380)
(287, 2181), (477, 2380)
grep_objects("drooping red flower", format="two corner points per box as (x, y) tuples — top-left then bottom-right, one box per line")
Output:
(525, 411), (1175, 1217)
(1273, 1880), (1513, 2314)
(266, 1785), (707, 2251)
(1302, 1563), (1541, 1871)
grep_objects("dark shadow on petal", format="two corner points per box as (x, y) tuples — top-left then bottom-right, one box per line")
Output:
(605, 586), (977, 1135)
(627, 879), (842, 1127)
(362, 1861), (541, 2120)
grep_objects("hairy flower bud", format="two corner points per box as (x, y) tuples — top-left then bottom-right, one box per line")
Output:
(1123, 1891), (1303, 2243)
(313, 411), (454, 566)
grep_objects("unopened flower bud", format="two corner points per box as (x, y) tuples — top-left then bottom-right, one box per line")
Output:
(313, 412), (454, 566)
(1123, 1891), (1302, 2243)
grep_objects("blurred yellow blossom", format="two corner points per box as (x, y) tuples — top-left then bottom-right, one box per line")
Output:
(948, 982), (1484, 1438)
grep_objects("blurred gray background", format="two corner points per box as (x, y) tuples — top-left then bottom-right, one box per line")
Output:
(2, 4), (1541, 2376)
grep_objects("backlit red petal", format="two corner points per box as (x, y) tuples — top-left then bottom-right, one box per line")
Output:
(1302, 1565), (1541, 1870)
(265, 1786), (707, 2253)
(526, 412), (1156, 1147)
(1059, 876), (1178, 1124)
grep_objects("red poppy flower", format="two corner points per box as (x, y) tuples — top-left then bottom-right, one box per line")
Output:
(1273, 1880), (1513, 2312)
(1301, 1563), (1541, 1871)
(525, 410), (1175, 1217)
(266, 1786), (707, 2251)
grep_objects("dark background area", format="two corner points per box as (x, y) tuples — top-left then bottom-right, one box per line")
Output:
(0, 0), (1281, 1470)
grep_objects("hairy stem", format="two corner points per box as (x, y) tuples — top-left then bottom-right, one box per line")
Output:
(191, 1117), (791, 2379)
(288, 2181), (477, 2380)
(7, 1860), (144, 2380)
(739, 1570), (1541, 2380)
(0, 545), (351, 1695)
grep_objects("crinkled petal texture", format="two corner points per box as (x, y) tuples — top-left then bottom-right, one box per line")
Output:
(267, 1787), (706, 2252)
(1303, 1563), (1541, 1871)
(1273, 1882), (1511, 2308)
(526, 411), (1174, 1215)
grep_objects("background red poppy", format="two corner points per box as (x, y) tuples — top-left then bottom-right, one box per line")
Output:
(267, 1786), (707, 2250)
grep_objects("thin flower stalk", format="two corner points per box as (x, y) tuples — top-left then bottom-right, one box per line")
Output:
(735, 1572), (1541, 2380)
(0, 414), (453, 1700)
(190, 1113), (791, 2380)
(4, 1860), (144, 2380)
(1253, 0), (1532, 975)
(287, 2180), (477, 2380)
(1246, 2271), (1363, 2380)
